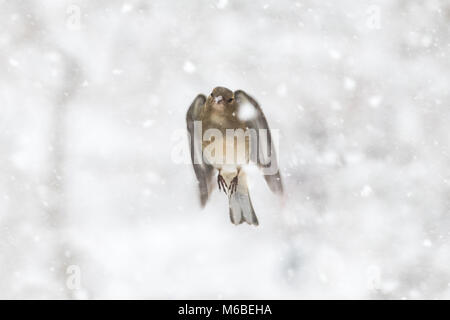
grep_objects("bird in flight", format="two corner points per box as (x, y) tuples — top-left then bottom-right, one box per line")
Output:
(186, 87), (283, 226)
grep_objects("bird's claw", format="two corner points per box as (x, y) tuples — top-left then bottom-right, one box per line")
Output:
(217, 174), (228, 194)
(229, 176), (238, 195)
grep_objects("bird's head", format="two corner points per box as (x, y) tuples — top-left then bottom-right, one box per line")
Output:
(208, 86), (235, 111)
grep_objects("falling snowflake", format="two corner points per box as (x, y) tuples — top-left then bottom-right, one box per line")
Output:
(183, 60), (196, 74)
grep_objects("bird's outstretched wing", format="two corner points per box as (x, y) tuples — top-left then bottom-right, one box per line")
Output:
(186, 94), (215, 207)
(234, 90), (283, 195)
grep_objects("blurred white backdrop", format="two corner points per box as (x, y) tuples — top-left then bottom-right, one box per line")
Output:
(1, 0), (450, 299)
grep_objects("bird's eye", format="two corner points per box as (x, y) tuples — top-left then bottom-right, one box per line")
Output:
(228, 98), (233, 103)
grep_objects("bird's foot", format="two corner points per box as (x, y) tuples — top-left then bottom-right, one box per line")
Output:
(217, 174), (228, 194)
(229, 176), (238, 195)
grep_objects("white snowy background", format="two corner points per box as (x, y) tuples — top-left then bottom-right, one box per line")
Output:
(1, 0), (450, 299)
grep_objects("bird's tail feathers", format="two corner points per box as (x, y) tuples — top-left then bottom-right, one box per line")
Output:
(228, 173), (258, 226)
